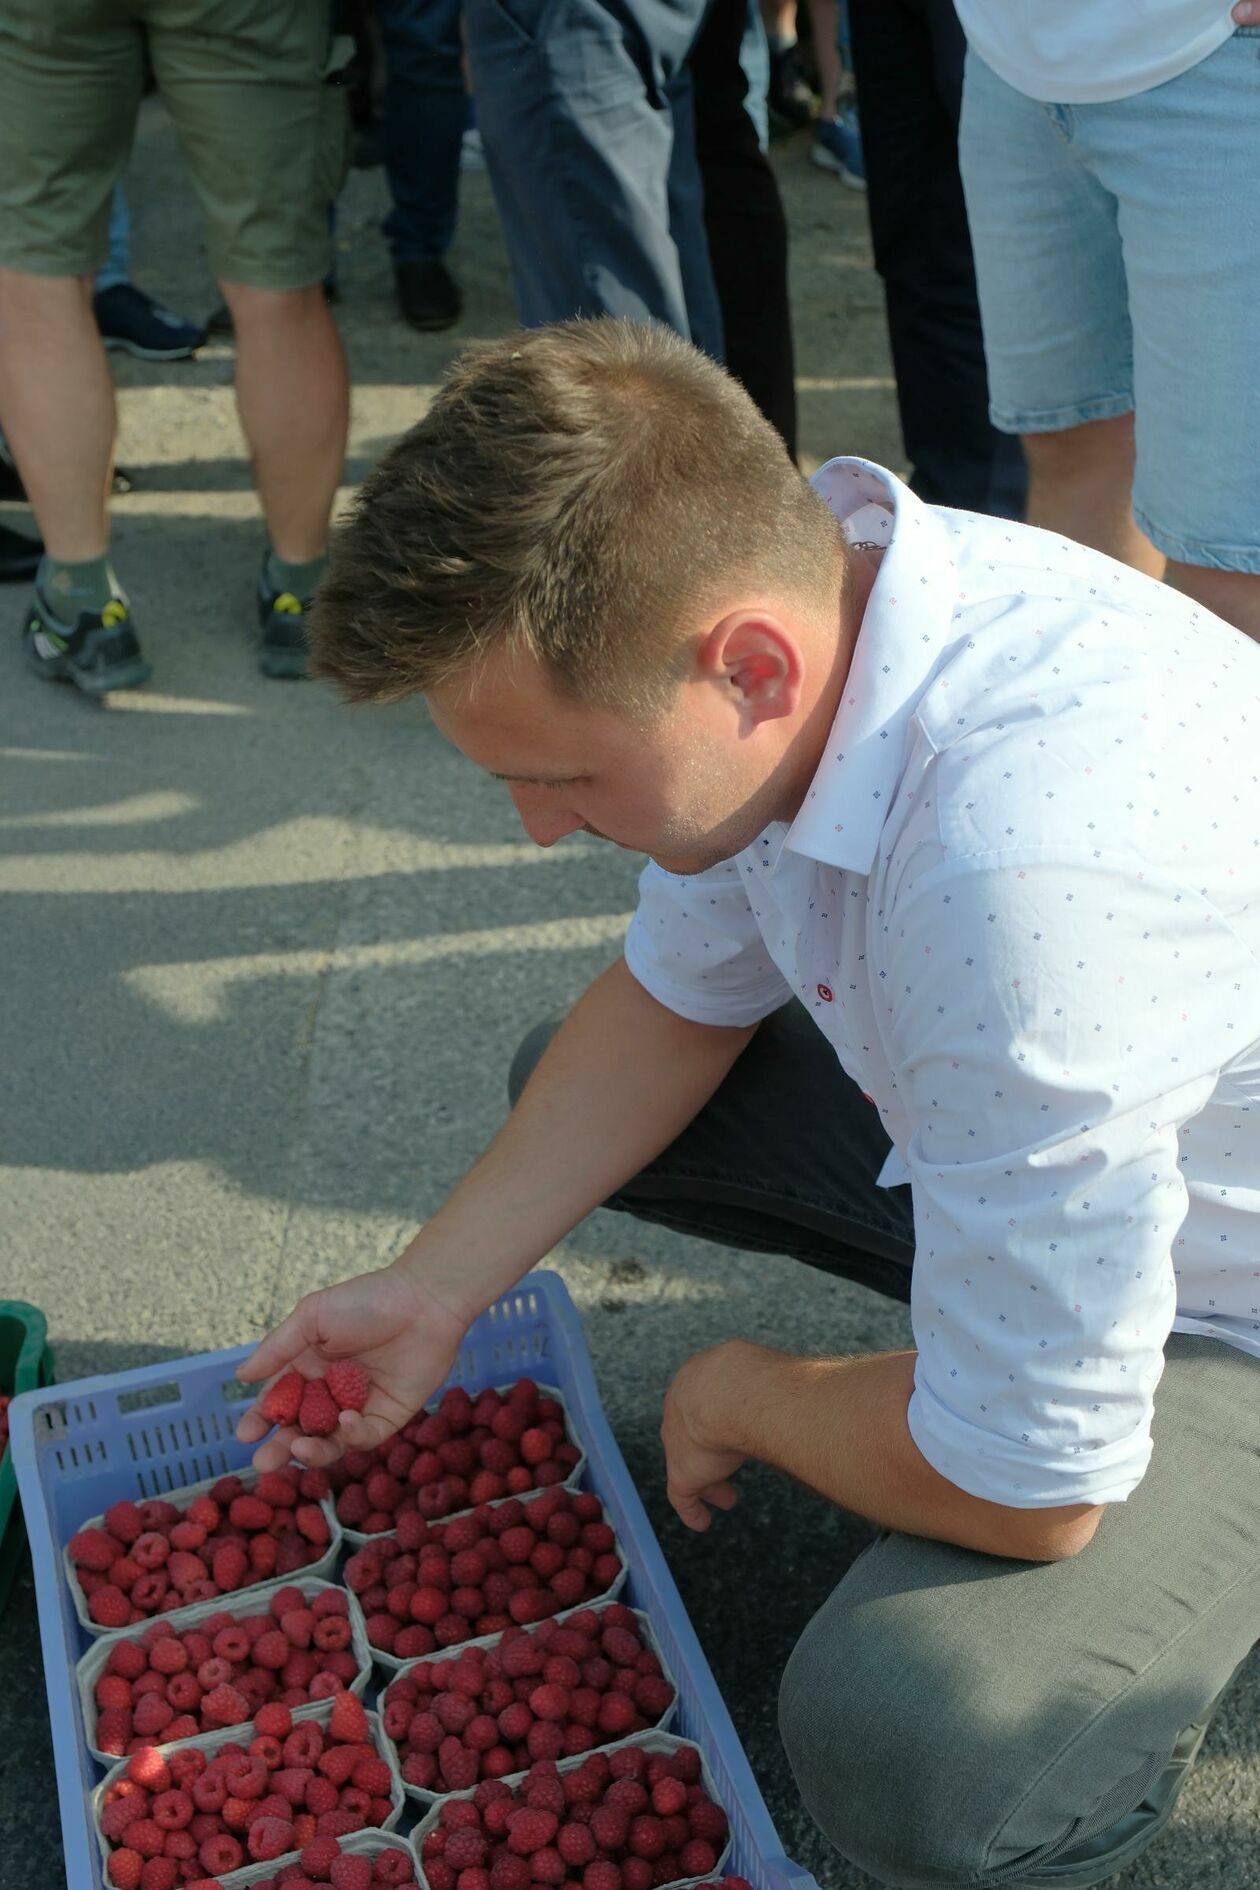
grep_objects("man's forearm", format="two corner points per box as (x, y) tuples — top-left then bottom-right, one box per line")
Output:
(672, 1342), (1104, 1562)
(393, 958), (757, 1324)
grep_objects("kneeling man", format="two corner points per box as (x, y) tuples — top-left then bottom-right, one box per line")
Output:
(239, 320), (1260, 1890)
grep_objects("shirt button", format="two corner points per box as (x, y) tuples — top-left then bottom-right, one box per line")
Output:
(817, 983), (834, 1002)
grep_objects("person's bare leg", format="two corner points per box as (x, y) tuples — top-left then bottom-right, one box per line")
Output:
(0, 268), (114, 559)
(1022, 414), (1163, 576)
(221, 281), (348, 563)
(1165, 563), (1260, 643)
(809, 0), (841, 120)
(760, 0), (796, 37)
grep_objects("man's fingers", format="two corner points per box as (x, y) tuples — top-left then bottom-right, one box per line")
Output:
(667, 1482), (713, 1532)
(336, 1408), (400, 1453)
(288, 1432), (347, 1468)
(235, 1406), (273, 1445)
(701, 1479), (738, 1512)
(249, 1425), (301, 1474)
(236, 1306), (317, 1384)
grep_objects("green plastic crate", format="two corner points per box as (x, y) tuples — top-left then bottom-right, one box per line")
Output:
(0, 1299), (55, 1615)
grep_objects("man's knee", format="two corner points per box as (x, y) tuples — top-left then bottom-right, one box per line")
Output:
(1021, 411), (1135, 486)
(507, 1014), (566, 1107)
(778, 1585), (1040, 1888)
(1165, 560), (1260, 640)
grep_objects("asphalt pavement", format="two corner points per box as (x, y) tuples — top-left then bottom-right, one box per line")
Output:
(0, 98), (1254, 1890)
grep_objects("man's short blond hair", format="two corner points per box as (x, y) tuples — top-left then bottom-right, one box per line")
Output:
(312, 318), (844, 715)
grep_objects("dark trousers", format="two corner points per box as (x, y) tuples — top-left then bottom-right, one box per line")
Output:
(464, 0), (796, 455)
(692, 0), (797, 457)
(376, 0), (466, 264)
(848, 0), (1026, 518)
(510, 999), (914, 1300)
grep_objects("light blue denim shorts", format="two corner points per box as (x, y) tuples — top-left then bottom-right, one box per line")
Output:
(958, 29), (1260, 572)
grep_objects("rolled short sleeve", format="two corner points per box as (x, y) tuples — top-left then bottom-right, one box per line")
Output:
(885, 851), (1242, 1508)
(624, 858), (792, 1027)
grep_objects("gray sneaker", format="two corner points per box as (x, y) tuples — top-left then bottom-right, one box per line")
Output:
(256, 563), (312, 679)
(22, 589), (150, 695)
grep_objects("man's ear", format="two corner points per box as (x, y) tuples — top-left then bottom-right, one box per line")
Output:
(696, 612), (804, 729)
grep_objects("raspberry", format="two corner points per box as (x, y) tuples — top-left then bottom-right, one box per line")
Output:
(228, 1494), (273, 1532)
(319, 1360), (371, 1414)
(202, 1681), (250, 1727)
(651, 1779), (686, 1817)
(212, 1543), (248, 1592)
(490, 1859), (531, 1890)
(299, 1379), (340, 1437)
(687, 1802), (728, 1844)
(89, 1586), (132, 1629)
(327, 1689), (369, 1743)
(254, 1702), (294, 1738)
(104, 1501), (145, 1545)
(439, 1737), (479, 1791)
(301, 1834), (342, 1874)
(260, 1370), (305, 1427)
(526, 1683), (568, 1724)
(352, 1754), (393, 1796)
(507, 1808), (558, 1856)
(247, 1816), (295, 1860)
(557, 1823), (597, 1867)
(597, 1694), (637, 1738)
(635, 1676), (674, 1719)
(583, 1867), (621, 1890)
(106, 1850), (144, 1890)
(519, 1429), (552, 1467)
(621, 1863), (654, 1890)
(139, 1861), (177, 1890)
(330, 1857), (373, 1890)
(628, 1818), (667, 1860)
(198, 1834), (244, 1875)
(445, 1830), (488, 1872)
(70, 1527), (119, 1571)
(151, 1790), (193, 1831)
(680, 1841), (718, 1877)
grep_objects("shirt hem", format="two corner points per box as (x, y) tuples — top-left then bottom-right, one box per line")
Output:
(907, 1386), (1152, 1510)
(622, 941), (790, 1030)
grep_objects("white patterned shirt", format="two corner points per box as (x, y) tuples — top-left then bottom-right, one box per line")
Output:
(624, 459), (1260, 1510)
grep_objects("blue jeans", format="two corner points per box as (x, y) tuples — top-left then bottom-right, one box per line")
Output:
(959, 29), (1260, 570)
(376, 0), (465, 264)
(464, 0), (723, 355)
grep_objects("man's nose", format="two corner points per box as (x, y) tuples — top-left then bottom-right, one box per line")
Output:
(510, 790), (584, 849)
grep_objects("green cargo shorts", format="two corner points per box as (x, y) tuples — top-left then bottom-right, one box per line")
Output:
(0, 0), (350, 289)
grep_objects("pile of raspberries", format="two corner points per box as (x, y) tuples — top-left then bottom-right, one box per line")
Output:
(0, 1390), (10, 1457)
(260, 1362), (373, 1438)
(201, 1832), (423, 1889)
(383, 1604), (674, 1793)
(69, 1471), (334, 1629)
(92, 1584), (362, 1757)
(344, 1488), (622, 1661)
(418, 1743), (730, 1890)
(99, 1690), (393, 1889)
(326, 1381), (582, 1535)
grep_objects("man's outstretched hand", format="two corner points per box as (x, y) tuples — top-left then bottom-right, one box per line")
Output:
(235, 1266), (468, 1472)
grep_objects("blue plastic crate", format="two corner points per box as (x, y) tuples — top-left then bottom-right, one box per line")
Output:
(11, 1269), (819, 1890)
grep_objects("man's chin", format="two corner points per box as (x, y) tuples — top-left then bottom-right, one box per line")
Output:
(648, 845), (730, 878)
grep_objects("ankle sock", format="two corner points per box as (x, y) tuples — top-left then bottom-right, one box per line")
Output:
(266, 548), (328, 601)
(37, 553), (122, 623)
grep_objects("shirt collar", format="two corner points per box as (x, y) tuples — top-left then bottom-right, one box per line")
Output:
(782, 457), (964, 876)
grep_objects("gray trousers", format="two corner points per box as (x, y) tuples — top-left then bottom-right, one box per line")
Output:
(510, 1002), (1260, 1887)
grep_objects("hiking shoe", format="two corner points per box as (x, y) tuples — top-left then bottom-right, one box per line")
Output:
(811, 112), (866, 189)
(22, 590), (150, 695)
(94, 283), (207, 360)
(768, 42), (814, 131)
(257, 565), (313, 679)
(396, 258), (461, 332)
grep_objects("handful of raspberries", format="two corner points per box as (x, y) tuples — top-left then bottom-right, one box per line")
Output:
(343, 1487), (623, 1661)
(328, 1380), (582, 1535)
(91, 1583), (362, 1758)
(223, 1831), (422, 1888)
(418, 1741), (730, 1890)
(383, 1603), (675, 1794)
(68, 1469), (334, 1629)
(98, 1689), (395, 1889)
(259, 1362), (373, 1439)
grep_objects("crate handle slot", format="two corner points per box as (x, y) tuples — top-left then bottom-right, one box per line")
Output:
(118, 1381), (181, 1417)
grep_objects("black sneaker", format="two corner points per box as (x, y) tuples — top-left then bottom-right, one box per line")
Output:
(22, 590), (150, 695)
(396, 258), (461, 333)
(768, 42), (814, 131)
(94, 283), (207, 361)
(257, 565), (313, 679)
